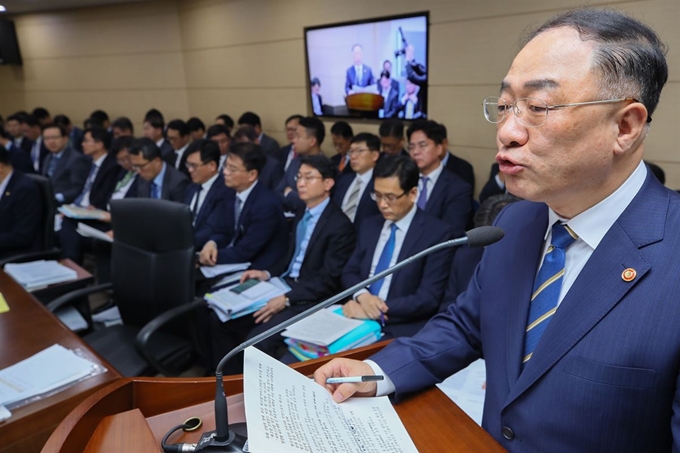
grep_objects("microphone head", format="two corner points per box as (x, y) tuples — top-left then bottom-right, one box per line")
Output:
(466, 226), (505, 247)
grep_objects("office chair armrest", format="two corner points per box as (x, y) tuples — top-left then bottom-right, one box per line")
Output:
(0, 248), (61, 267)
(135, 298), (207, 377)
(46, 283), (113, 312)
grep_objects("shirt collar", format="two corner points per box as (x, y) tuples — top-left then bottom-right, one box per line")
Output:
(93, 153), (107, 167)
(442, 151), (450, 166)
(237, 179), (258, 203)
(153, 162), (167, 187)
(155, 138), (165, 148)
(393, 202), (418, 233)
(421, 161), (444, 185)
(201, 172), (219, 191)
(175, 143), (188, 155)
(357, 167), (374, 182)
(545, 160), (647, 250)
(306, 196), (330, 219)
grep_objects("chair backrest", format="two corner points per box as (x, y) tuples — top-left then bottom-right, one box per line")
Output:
(109, 199), (196, 327)
(25, 174), (54, 250)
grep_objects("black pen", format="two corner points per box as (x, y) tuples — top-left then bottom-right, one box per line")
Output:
(326, 375), (384, 384)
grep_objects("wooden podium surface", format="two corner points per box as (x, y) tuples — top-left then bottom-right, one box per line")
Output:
(43, 343), (505, 452)
(0, 270), (121, 453)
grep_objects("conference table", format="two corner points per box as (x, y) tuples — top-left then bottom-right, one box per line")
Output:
(0, 269), (121, 453)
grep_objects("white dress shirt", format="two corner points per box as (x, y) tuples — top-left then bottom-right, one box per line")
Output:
(418, 162), (444, 204)
(174, 143), (189, 169)
(341, 168), (373, 220)
(78, 153), (107, 207)
(190, 172), (219, 219)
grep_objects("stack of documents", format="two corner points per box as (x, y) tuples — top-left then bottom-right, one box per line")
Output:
(58, 204), (108, 220)
(205, 277), (290, 322)
(0, 344), (98, 408)
(282, 306), (382, 360)
(76, 223), (113, 243)
(4, 260), (77, 290)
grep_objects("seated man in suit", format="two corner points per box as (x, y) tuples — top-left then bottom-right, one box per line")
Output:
(214, 114), (234, 135)
(237, 111), (280, 157)
(199, 142), (288, 271)
(0, 145), (42, 260)
(53, 114), (84, 153)
(184, 139), (231, 249)
(439, 123), (476, 190)
(108, 136), (139, 202)
(378, 119), (409, 158)
(165, 119), (191, 178)
(187, 117), (206, 142)
(111, 117), (134, 138)
(142, 115), (174, 160)
(310, 77), (323, 116)
(378, 70), (401, 119)
(129, 137), (190, 202)
(5, 113), (32, 155)
(276, 114), (303, 172)
(207, 154), (357, 371)
(41, 123), (91, 205)
(233, 125), (283, 191)
(479, 162), (506, 203)
(206, 124), (231, 172)
(341, 155), (453, 338)
(24, 115), (48, 173)
(276, 116), (325, 216)
(58, 126), (121, 263)
(399, 79), (424, 120)
(332, 132), (381, 229)
(0, 129), (34, 174)
(330, 121), (354, 177)
(345, 43), (375, 94)
(407, 120), (472, 237)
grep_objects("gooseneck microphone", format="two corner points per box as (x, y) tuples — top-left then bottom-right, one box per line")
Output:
(166, 226), (504, 452)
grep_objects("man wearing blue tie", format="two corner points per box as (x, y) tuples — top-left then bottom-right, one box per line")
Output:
(128, 138), (189, 202)
(316, 9), (680, 452)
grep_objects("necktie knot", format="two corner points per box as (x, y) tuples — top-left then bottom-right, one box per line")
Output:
(551, 223), (577, 250)
(389, 222), (398, 234)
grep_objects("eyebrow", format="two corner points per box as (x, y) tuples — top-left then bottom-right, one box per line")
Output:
(500, 78), (560, 93)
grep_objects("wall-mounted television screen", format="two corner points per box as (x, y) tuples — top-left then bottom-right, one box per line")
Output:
(304, 12), (429, 120)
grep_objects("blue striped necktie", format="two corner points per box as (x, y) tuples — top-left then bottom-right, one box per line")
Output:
(522, 223), (578, 366)
(368, 223), (398, 296)
(283, 210), (313, 277)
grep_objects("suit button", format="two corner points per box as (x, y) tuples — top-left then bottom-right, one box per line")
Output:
(502, 426), (514, 440)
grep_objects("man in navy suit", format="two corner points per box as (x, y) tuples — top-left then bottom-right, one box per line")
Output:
(407, 120), (472, 236)
(378, 119), (409, 158)
(341, 155), (453, 339)
(199, 142), (287, 271)
(345, 44), (375, 94)
(5, 114), (32, 155)
(54, 114), (84, 153)
(208, 155), (357, 371)
(332, 132), (381, 230)
(329, 121), (354, 177)
(164, 119), (191, 178)
(24, 115), (49, 173)
(206, 124), (231, 172)
(233, 125), (283, 191)
(440, 123), (475, 190)
(315, 9), (679, 452)
(0, 146), (42, 260)
(378, 70), (401, 119)
(237, 111), (280, 158)
(41, 124), (91, 205)
(276, 114), (303, 172)
(142, 115), (174, 161)
(184, 139), (231, 249)
(0, 131), (34, 174)
(130, 138), (190, 202)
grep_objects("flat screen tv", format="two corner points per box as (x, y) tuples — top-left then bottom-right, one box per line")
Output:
(304, 12), (429, 120)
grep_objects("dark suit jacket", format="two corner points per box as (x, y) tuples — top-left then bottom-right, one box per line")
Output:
(7, 145), (35, 174)
(439, 245), (484, 313)
(332, 172), (379, 230)
(479, 163), (505, 203)
(41, 146), (91, 204)
(136, 163), (190, 202)
(372, 174), (680, 451)
(276, 144), (294, 168)
(17, 137), (33, 154)
(0, 171), (42, 259)
(158, 139), (175, 162)
(86, 153), (121, 210)
(330, 153), (355, 178)
(443, 152), (475, 190)
(259, 134), (280, 158)
(275, 157), (305, 215)
(70, 126), (84, 153)
(259, 155), (283, 191)
(345, 64), (375, 94)
(423, 169), (472, 237)
(342, 209), (453, 337)
(185, 174), (232, 249)
(378, 84), (401, 118)
(208, 181), (288, 270)
(270, 201), (356, 304)
(162, 147), (191, 179)
(26, 139), (49, 173)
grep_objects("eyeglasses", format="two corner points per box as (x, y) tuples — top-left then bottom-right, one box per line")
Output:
(295, 174), (323, 183)
(370, 190), (407, 205)
(131, 160), (153, 171)
(347, 148), (372, 157)
(185, 162), (208, 171)
(483, 96), (638, 128)
(224, 165), (246, 174)
(407, 141), (431, 153)
(43, 135), (63, 141)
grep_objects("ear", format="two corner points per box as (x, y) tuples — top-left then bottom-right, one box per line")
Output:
(324, 177), (335, 192)
(248, 169), (258, 183)
(613, 102), (648, 155)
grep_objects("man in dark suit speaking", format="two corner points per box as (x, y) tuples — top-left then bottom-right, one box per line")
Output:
(345, 43), (375, 95)
(316, 9), (679, 452)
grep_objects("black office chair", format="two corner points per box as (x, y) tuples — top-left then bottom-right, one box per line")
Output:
(48, 199), (199, 377)
(0, 174), (59, 267)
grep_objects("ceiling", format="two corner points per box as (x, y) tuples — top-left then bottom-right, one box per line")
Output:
(0, 0), (154, 14)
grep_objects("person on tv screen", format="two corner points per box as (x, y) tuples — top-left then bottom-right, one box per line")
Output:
(405, 44), (427, 86)
(378, 71), (400, 119)
(345, 44), (375, 95)
(311, 77), (323, 116)
(400, 79), (424, 120)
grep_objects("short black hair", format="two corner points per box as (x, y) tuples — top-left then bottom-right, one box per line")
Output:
(473, 193), (522, 228)
(0, 145), (9, 166)
(84, 126), (111, 150)
(228, 142), (266, 176)
(350, 132), (381, 151)
(111, 136), (133, 155)
(25, 115), (41, 129)
(380, 70), (391, 79)
(84, 116), (104, 129)
(379, 119), (404, 139)
(330, 121), (353, 139)
(187, 117), (206, 133)
(207, 124), (230, 139)
(285, 114), (304, 125)
(144, 115), (164, 130)
(374, 154), (419, 193)
(186, 139), (220, 166)
(42, 123), (66, 137)
(167, 119), (189, 136)
(215, 114), (234, 130)
(406, 120), (445, 145)
(32, 107), (50, 121)
(298, 116), (325, 146)
(90, 110), (109, 123)
(53, 114), (72, 128)
(129, 137), (161, 161)
(145, 108), (164, 122)
(299, 154), (337, 180)
(233, 125), (258, 143)
(112, 116), (133, 133)
(238, 112), (261, 127)
(311, 77), (321, 87)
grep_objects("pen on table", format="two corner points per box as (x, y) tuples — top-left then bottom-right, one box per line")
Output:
(379, 310), (385, 327)
(326, 375), (384, 384)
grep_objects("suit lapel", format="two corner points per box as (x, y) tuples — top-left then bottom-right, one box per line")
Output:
(397, 209), (426, 261)
(0, 173), (17, 213)
(305, 201), (331, 254)
(425, 172), (447, 213)
(51, 148), (70, 180)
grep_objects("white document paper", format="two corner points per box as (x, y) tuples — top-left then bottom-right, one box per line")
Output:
(281, 306), (364, 346)
(4, 260), (77, 289)
(206, 277), (290, 322)
(58, 205), (108, 220)
(244, 347), (418, 453)
(436, 359), (486, 426)
(200, 262), (250, 278)
(0, 344), (97, 406)
(76, 223), (113, 243)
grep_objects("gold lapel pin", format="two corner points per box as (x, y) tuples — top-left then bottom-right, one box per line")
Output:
(621, 268), (636, 282)
(4, 192), (9, 197)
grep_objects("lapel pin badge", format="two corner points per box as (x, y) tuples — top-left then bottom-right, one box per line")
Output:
(4, 192), (9, 197)
(621, 268), (636, 282)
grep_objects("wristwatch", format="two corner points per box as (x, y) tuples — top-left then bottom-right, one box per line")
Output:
(284, 297), (291, 308)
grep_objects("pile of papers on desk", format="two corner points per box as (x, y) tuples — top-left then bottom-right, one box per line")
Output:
(205, 277), (290, 321)
(58, 204), (108, 220)
(282, 306), (382, 360)
(4, 260), (77, 291)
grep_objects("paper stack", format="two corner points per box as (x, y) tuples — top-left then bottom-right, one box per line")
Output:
(58, 204), (109, 220)
(205, 277), (290, 322)
(76, 223), (113, 243)
(282, 306), (382, 360)
(4, 260), (78, 291)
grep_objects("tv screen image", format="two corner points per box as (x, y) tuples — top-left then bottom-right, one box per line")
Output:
(304, 12), (429, 120)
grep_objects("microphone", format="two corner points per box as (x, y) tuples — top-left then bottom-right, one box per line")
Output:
(177, 226), (504, 452)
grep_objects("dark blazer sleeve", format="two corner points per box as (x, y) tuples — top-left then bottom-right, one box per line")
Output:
(345, 67), (354, 94)
(0, 174), (42, 252)
(164, 167), (190, 203)
(427, 171), (472, 237)
(341, 215), (383, 292)
(90, 155), (121, 210)
(61, 152), (91, 204)
(259, 156), (283, 191)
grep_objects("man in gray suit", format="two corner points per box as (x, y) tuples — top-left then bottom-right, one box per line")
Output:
(128, 138), (189, 202)
(41, 123), (90, 205)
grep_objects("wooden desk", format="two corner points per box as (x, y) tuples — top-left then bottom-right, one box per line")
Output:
(0, 270), (121, 453)
(29, 259), (94, 304)
(43, 343), (505, 452)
